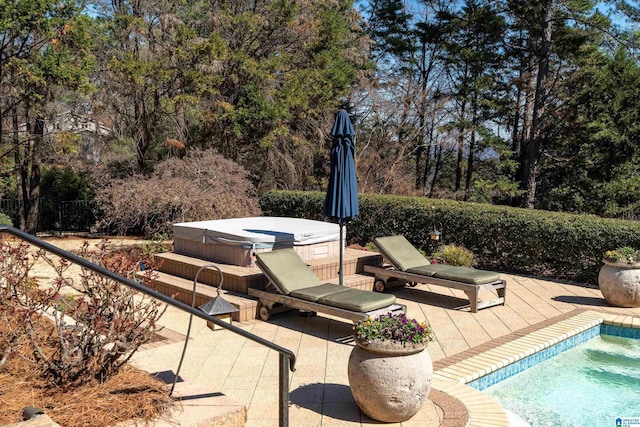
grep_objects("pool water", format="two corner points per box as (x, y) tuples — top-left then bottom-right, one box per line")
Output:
(483, 334), (640, 427)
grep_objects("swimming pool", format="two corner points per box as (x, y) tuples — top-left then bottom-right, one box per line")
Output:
(479, 330), (640, 426)
(432, 311), (640, 427)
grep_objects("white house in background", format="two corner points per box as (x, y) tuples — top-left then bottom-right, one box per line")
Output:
(44, 110), (113, 162)
(19, 110), (113, 162)
(47, 110), (112, 137)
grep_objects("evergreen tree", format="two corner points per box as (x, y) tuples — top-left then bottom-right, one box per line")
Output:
(0, 0), (94, 232)
(540, 46), (640, 217)
(439, 0), (506, 198)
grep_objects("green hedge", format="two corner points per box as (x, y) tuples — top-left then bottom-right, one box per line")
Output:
(260, 190), (640, 284)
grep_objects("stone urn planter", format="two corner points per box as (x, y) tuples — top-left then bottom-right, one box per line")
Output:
(347, 337), (433, 422)
(598, 259), (640, 308)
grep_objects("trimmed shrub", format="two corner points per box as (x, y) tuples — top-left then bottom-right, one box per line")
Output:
(432, 244), (476, 267)
(260, 191), (640, 284)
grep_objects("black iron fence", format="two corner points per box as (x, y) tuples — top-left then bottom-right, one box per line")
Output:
(0, 198), (95, 233)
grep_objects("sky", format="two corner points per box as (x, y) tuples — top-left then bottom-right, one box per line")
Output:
(354, 0), (637, 31)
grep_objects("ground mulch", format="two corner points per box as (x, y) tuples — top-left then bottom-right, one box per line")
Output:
(0, 313), (176, 427)
(1, 235), (177, 427)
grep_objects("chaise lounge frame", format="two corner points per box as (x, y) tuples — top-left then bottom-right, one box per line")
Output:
(248, 248), (406, 323)
(364, 236), (506, 313)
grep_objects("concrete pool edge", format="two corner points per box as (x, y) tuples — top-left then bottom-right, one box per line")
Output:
(431, 309), (640, 427)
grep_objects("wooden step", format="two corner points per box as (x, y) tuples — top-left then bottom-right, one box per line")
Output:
(3, 414), (60, 427)
(154, 252), (267, 294)
(154, 249), (383, 294)
(167, 385), (247, 427)
(140, 271), (258, 322)
(3, 392), (247, 427)
(143, 265), (378, 324)
(306, 249), (382, 281)
(116, 383), (246, 427)
(321, 272), (378, 291)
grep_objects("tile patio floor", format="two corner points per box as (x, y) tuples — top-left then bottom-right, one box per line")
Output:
(130, 273), (640, 427)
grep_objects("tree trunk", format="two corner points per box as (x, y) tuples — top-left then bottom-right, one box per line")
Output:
(134, 91), (151, 172)
(455, 98), (466, 192)
(25, 116), (44, 233)
(422, 112), (436, 194)
(465, 94), (478, 200)
(20, 110), (32, 230)
(416, 31), (434, 190)
(11, 104), (24, 229)
(522, 0), (553, 209)
(429, 144), (443, 197)
(398, 74), (413, 171)
(511, 74), (523, 155)
(415, 92), (426, 189)
(519, 63), (535, 165)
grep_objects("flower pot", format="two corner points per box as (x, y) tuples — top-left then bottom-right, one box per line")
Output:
(598, 260), (640, 308)
(347, 338), (433, 422)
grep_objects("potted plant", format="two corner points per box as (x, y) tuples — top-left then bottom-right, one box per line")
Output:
(347, 312), (435, 422)
(598, 247), (640, 307)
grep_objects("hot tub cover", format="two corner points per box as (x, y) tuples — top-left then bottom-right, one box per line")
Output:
(173, 217), (341, 248)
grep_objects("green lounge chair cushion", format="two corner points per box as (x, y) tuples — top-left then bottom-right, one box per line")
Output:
(374, 235), (430, 271)
(404, 264), (446, 276)
(290, 283), (348, 302)
(318, 288), (397, 312)
(407, 264), (501, 285)
(256, 249), (321, 295)
(257, 248), (396, 312)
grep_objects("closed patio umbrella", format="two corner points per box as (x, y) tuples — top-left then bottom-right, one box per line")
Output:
(323, 109), (359, 286)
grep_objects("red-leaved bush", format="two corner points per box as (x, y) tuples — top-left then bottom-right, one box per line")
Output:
(0, 237), (166, 387)
(93, 149), (261, 237)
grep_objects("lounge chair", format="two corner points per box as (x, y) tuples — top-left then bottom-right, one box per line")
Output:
(247, 248), (406, 322)
(363, 235), (506, 313)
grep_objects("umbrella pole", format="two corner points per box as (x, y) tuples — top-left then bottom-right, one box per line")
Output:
(339, 222), (344, 286)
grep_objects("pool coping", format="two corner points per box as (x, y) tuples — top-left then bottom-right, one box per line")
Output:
(432, 309), (640, 427)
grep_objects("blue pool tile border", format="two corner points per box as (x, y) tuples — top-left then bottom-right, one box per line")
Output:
(601, 323), (640, 339)
(468, 324), (638, 391)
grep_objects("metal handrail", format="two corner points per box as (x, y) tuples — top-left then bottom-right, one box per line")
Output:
(0, 225), (296, 427)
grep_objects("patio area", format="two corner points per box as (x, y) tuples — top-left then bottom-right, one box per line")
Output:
(129, 272), (640, 427)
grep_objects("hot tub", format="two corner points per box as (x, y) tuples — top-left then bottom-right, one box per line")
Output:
(173, 217), (342, 266)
